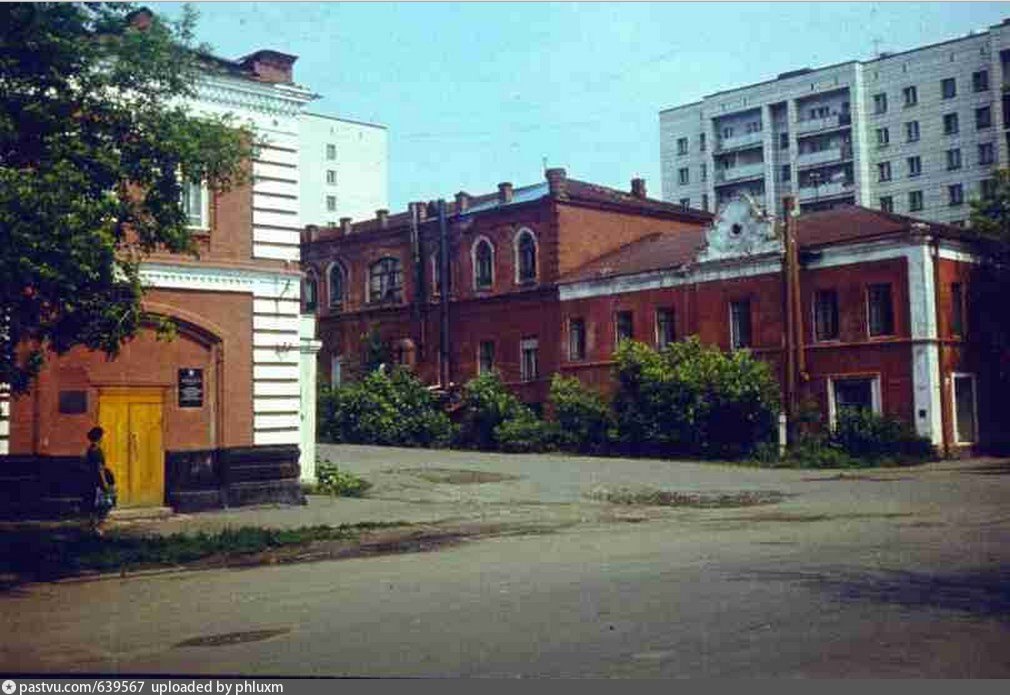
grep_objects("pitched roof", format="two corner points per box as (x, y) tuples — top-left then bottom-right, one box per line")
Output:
(560, 205), (974, 285)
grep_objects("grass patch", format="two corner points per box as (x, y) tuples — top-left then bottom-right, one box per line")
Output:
(0, 522), (407, 582)
(587, 486), (785, 509)
(401, 468), (520, 485)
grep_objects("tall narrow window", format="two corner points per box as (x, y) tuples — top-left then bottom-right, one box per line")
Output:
(951, 282), (965, 337)
(615, 311), (634, 347)
(304, 273), (318, 312)
(520, 338), (539, 382)
(656, 308), (675, 349)
(972, 70), (989, 93)
(907, 155), (922, 178)
(478, 341), (495, 375)
(867, 283), (894, 336)
(941, 77), (956, 99)
(814, 289), (839, 341)
(953, 374), (978, 443)
(879, 196), (894, 213)
(368, 257), (403, 304)
(909, 190), (923, 212)
(905, 120), (920, 142)
(902, 85), (918, 107)
(182, 180), (208, 229)
(943, 113), (959, 135)
(325, 144), (336, 160)
(516, 230), (537, 283)
(474, 239), (494, 289)
(328, 264), (344, 310)
(730, 299), (752, 349)
(569, 318), (586, 361)
(873, 93), (887, 114)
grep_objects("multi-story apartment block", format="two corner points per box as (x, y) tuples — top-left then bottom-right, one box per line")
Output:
(660, 18), (1010, 225)
(299, 112), (388, 226)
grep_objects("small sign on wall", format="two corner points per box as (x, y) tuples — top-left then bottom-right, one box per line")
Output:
(58, 390), (87, 414)
(178, 368), (204, 408)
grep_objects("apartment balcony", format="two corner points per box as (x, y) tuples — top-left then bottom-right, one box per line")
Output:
(796, 112), (851, 137)
(797, 179), (854, 201)
(714, 130), (763, 153)
(796, 145), (853, 169)
(714, 162), (766, 185)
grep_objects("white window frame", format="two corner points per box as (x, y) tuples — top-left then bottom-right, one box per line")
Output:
(471, 235), (495, 291)
(477, 340), (495, 376)
(326, 169), (337, 185)
(827, 374), (882, 429)
(520, 337), (539, 383)
(326, 195), (337, 212)
(182, 179), (210, 231)
(951, 372), (979, 444)
(514, 227), (539, 284)
(330, 354), (343, 387)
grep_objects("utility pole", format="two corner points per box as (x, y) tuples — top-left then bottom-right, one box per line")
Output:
(782, 195), (804, 446)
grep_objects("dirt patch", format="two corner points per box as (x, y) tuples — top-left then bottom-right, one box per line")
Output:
(587, 486), (786, 509)
(803, 473), (911, 482)
(719, 511), (913, 524)
(174, 628), (291, 648)
(397, 468), (521, 485)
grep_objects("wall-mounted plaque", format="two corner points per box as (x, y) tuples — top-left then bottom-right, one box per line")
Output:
(178, 368), (204, 408)
(58, 390), (87, 414)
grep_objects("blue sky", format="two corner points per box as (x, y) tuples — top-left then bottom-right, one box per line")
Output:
(155, 2), (1009, 214)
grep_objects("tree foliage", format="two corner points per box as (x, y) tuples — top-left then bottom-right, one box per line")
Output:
(0, 3), (251, 392)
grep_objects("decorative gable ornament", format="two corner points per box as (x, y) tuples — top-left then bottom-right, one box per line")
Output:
(697, 195), (782, 262)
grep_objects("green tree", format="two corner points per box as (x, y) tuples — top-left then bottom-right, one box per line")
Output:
(0, 3), (250, 393)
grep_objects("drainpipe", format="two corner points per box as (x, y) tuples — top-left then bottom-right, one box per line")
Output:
(438, 199), (450, 389)
(410, 203), (424, 360)
(931, 236), (949, 456)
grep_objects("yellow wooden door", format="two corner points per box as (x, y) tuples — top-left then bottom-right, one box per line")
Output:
(98, 389), (164, 508)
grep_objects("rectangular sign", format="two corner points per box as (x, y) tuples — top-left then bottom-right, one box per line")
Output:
(178, 368), (204, 408)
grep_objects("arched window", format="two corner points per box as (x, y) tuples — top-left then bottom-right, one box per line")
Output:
(303, 271), (318, 312)
(516, 228), (537, 283)
(369, 257), (403, 303)
(473, 238), (494, 290)
(328, 263), (345, 310)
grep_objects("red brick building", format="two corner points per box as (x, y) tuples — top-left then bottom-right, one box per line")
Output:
(301, 169), (712, 405)
(558, 198), (1005, 454)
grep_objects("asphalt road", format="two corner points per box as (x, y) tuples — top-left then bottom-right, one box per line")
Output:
(3, 449), (1010, 677)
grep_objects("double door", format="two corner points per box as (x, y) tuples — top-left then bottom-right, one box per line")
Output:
(98, 388), (165, 508)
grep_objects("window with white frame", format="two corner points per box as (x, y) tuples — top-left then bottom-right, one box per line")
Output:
(520, 338), (539, 382)
(907, 156), (921, 178)
(902, 85), (918, 107)
(677, 137), (688, 155)
(326, 170), (336, 185)
(952, 373), (978, 444)
(478, 341), (495, 375)
(877, 161), (892, 182)
(326, 195), (337, 212)
(678, 167), (689, 185)
(330, 354), (343, 386)
(730, 299), (752, 349)
(829, 375), (881, 427)
(182, 179), (209, 229)
(876, 127), (889, 147)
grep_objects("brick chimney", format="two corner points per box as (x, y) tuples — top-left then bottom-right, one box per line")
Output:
(498, 182), (514, 204)
(340, 217), (352, 236)
(631, 178), (647, 199)
(455, 191), (471, 213)
(376, 209), (389, 229)
(304, 224), (319, 243)
(546, 168), (568, 199)
(413, 202), (427, 222)
(239, 50), (298, 84)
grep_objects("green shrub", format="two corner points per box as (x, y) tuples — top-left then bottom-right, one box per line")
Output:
(456, 371), (532, 450)
(548, 374), (614, 453)
(318, 368), (455, 448)
(494, 411), (559, 453)
(315, 460), (372, 497)
(612, 337), (780, 459)
(832, 408), (934, 463)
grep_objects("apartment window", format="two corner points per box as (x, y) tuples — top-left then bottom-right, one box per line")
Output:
(328, 264), (344, 309)
(181, 180), (208, 229)
(303, 273), (318, 312)
(972, 69), (989, 93)
(831, 376), (881, 425)
(677, 137), (689, 155)
(979, 142), (995, 165)
(976, 106), (992, 130)
(368, 258), (403, 304)
(779, 132), (789, 150)
(700, 163), (707, 182)
(867, 283), (895, 336)
(814, 289), (840, 342)
(952, 374), (978, 444)
(904, 120), (920, 142)
(941, 77), (956, 99)
(951, 282), (965, 337)
(474, 238), (494, 289)
(520, 338), (539, 382)
(877, 161), (892, 182)
(746, 121), (761, 134)
(873, 93), (888, 114)
(699, 133), (706, 152)
(615, 311), (634, 347)
(907, 156), (922, 178)
(981, 178), (997, 199)
(943, 112), (959, 135)
(325, 144), (336, 160)
(908, 190), (923, 212)
(680, 198), (691, 207)
(729, 299), (752, 350)
(656, 308), (675, 349)
(781, 164), (791, 182)
(948, 183), (964, 206)
(678, 167), (689, 185)
(326, 170), (336, 185)
(902, 85), (918, 107)
(568, 318), (586, 361)
(876, 127), (890, 147)
(879, 195), (894, 213)
(701, 193), (709, 211)
(946, 148), (962, 170)
(722, 126), (734, 139)
(478, 341), (495, 375)
(326, 195), (337, 212)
